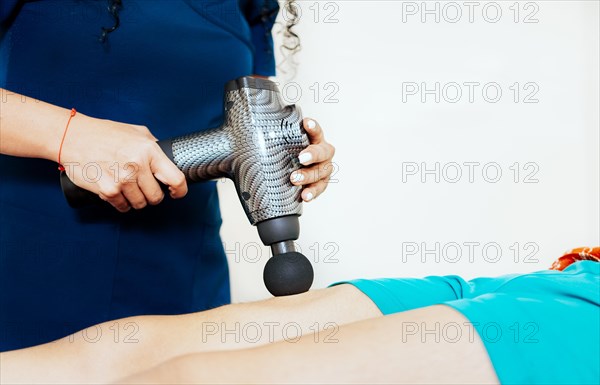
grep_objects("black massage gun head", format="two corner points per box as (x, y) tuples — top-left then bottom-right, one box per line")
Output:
(257, 215), (314, 296)
(263, 251), (314, 296)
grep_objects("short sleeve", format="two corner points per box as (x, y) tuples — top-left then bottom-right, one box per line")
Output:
(240, 0), (280, 76)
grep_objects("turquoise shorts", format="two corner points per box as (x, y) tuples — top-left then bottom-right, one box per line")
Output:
(332, 261), (600, 385)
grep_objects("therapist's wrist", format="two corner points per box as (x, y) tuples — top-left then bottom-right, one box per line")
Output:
(42, 108), (93, 164)
(38, 105), (84, 162)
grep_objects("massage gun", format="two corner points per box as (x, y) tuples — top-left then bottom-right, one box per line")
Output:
(60, 76), (314, 297)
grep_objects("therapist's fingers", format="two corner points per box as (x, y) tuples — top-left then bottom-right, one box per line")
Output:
(98, 188), (131, 213)
(290, 161), (334, 186)
(149, 144), (188, 199)
(294, 117), (335, 201)
(137, 170), (165, 206)
(303, 117), (325, 144)
(121, 181), (148, 210)
(301, 178), (330, 202)
(297, 142), (336, 166)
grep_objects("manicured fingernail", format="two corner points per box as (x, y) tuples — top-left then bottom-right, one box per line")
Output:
(305, 192), (314, 201)
(291, 172), (304, 183)
(306, 119), (316, 129)
(298, 152), (312, 165)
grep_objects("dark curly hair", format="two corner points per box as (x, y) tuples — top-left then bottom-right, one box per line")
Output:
(282, 0), (300, 54)
(98, 0), (123, 43)
(99, 0), (300, 73)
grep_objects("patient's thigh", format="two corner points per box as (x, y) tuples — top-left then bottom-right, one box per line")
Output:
(243, 304), (498, 384)
(188, 284), (382, 350)
(123, 304), (498, 384)
(261, 283), (382, 320)
(0, 285), (382, 385)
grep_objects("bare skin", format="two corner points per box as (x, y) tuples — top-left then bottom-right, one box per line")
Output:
(0, 88), (188, 211)
(0, 285), (499, 385)
(0, 285), (380, 384)
(123, 305), (499, 385)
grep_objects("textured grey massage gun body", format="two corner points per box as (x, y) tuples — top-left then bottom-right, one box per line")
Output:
(60, 76), (313, 296)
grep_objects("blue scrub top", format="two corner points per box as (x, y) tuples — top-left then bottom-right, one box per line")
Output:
(0, 0), (279, 351)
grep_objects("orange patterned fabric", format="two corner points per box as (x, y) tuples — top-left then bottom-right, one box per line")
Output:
(549, 247), (600, 271)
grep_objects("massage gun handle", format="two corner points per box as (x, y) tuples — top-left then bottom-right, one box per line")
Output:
(60, 140), (174, 208)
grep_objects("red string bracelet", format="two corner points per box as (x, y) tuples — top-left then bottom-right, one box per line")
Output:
(57, 108), (77, 171)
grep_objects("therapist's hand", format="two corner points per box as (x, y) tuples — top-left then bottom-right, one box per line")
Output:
(290, 118), (336, 202)
(61, 113), (188, 212)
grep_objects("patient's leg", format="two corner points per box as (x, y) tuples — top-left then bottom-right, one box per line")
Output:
(0, 285), (380, 384)
(123, 305), (499, 385)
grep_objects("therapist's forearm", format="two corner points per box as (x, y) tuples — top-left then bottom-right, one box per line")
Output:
(0, 285), (380, 384)
(0, 88), (73, 160)
(0, 77), (269, 160)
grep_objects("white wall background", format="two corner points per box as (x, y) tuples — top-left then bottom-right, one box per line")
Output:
(220, 0), (600, 303)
